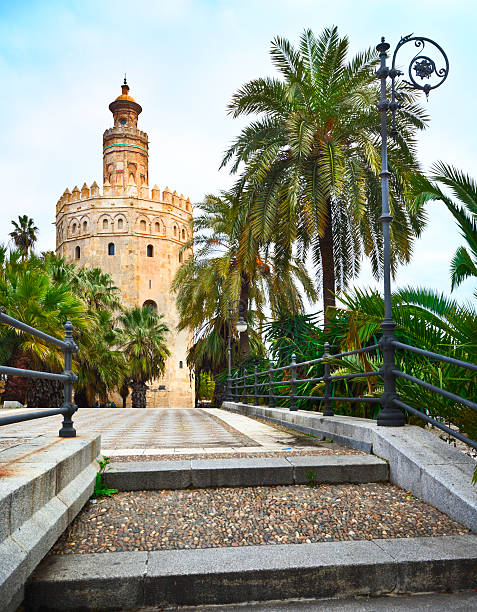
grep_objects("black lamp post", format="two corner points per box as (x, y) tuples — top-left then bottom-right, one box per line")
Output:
(376, 34), (449, 426)
(226, 300), (248, 401)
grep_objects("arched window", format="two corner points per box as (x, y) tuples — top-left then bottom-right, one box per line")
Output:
(108, 243), (115, 256)
(82, 221), (87, 232)
(178, 252), (183, 263)
(147, 244), (153, 257)
(181, 229), (186, 240)
(143, 300), (157, 313)
(72, 223), (77, 234)
(173, 225), (177, 237)
(117, 218), (123, 230)
(155, 222), (160, 233)
(140, 220), (147, 232)
(179, 361), (183, 369)
(75, 246), (80, 259)
(103, 218), (108, 230)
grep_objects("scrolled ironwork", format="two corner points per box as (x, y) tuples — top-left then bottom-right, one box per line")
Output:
(391, 34), (449, 97)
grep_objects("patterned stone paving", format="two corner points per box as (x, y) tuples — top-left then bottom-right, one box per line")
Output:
(0, 408), (258, 450)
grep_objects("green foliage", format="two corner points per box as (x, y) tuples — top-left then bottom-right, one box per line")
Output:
(172, 191), (316, 377)
(411, 162), (477, 294)
(330, 287), (477, 439)
(222, 27), (428, 311)
(117, 306), (170, 408)
(197, 371), (215, 401)
(92, 456), (118, 498)
(9, 215), (38, 259)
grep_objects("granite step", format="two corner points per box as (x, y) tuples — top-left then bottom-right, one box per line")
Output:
(0, 434), (101, 612)
(24, 535), (477, 611)
(104, 454), (389, 491)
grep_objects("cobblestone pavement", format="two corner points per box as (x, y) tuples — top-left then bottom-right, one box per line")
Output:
(0, 408), (260, 450)
(50, 482), (469, 555)
(0, 407), (355, 454)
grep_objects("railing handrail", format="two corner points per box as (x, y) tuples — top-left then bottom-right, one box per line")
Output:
(0, 311), (73, 351)
(227, 337), (477, 452)
(0, 312), (79, 438)
(392, 340), (477, 372)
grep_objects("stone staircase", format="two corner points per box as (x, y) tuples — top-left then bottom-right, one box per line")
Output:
(22, 451), (477, 611)
(0, 434), (100, 612)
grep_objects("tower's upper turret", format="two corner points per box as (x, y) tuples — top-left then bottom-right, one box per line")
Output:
(108, 77), (142, 128)
(103, 79), (148, 189)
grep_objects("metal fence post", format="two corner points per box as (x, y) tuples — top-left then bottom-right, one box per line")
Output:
(254, 366), (258, 405)
(232, 373), (237, 401)
(269, 361), (275, 408)
(59, 321), (78, 438)
(290, 353), (297, 411)
(242, 369), (248, 405)
(322, 342), (334, 416)
(226, 373), (231, 403)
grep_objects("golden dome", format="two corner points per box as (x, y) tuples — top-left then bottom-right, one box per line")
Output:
(115, 77), (136, 102)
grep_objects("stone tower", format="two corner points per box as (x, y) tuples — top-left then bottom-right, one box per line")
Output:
(55, 79), (194, 408)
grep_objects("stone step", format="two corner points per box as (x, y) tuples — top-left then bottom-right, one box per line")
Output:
(24, 534), (477, 611)
(104, 454), (389, 491)
(0, 434), (101, 612)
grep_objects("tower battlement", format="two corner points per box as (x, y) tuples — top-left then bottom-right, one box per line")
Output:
(55, 80), (195, 408)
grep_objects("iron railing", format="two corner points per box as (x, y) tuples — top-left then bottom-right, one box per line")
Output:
(227, 338), (477, 452)
(0, 311), (79, 437)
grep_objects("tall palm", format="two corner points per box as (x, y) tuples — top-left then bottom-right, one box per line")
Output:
(43, 254), (124, 406)
(412, 163), (477, 293)
(117, 306), (170, 408)
(222, 27), (428, 317)
(9, 215), (39, 259)
(172, 191), (317, 367)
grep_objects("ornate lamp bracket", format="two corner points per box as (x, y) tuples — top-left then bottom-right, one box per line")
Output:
(388, 34), (449, 136)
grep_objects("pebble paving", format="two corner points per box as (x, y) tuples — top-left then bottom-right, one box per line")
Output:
(111, 448), (364, 462)
(51, 483), (469, 555)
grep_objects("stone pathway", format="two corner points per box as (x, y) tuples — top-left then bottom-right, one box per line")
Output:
(0, 407), (353, 456)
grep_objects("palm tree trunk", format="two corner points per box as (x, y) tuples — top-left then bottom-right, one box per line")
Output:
(239, 274), (250, 357)
(74, 388), (89, 408)
(3, 348), (30, 404)
(131, 380), (147, 408)
(27, 379), (63, 408)
(319, 198), (336, 323)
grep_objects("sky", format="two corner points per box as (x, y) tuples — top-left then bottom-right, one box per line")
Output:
(0, 0), (476, 309)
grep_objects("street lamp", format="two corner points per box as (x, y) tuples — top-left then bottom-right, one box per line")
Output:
(376, 34), (449, 427)
(226, 300), (248, 401)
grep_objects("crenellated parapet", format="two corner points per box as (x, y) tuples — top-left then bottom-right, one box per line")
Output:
(56, 182), (193, 214)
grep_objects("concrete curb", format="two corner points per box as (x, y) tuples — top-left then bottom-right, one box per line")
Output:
(222, 403), (477, 532)
(104, 454), (389, 491)
(25, 535), (477, 610)
(0, 434), (101, 612)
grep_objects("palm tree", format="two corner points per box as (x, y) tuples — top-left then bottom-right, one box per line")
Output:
(412, 163), (477, 293)
(0, 251), (88, 404)
(222, 27), (428, 318)
(9, 215), (39, 259)
(172, 191), (317, 369)
(117, 306), (170, 408)
(44, 254), (124, 407)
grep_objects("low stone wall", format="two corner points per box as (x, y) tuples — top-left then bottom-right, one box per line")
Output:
(0, 433), (101, 612)
(222, 402), (477, 532)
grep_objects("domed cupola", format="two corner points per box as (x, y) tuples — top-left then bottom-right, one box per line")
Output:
(108, 77), (142, 129)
